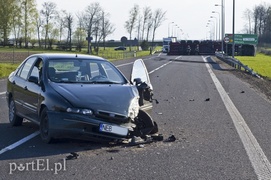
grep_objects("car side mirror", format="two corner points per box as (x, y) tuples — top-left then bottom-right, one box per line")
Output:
(28, 76), (39, 84)
(133, 78), (142, 85)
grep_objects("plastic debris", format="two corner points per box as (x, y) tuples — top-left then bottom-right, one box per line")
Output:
(66, 152), (79, 160)
(165, 135), (176, 142)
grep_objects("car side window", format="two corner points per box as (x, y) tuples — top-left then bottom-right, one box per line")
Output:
(29, 58), (43, 81)
(89, 62), (100, 77)
(18, 57), (37, 80)
(30, 66), (39, 78)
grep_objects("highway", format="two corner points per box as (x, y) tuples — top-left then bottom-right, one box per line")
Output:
(1, 54), (271, 179)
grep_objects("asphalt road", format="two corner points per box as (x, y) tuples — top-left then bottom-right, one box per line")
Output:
(1, 54), (271, 179)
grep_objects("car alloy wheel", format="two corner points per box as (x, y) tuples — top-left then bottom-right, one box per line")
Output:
(9, 99), (23, 126)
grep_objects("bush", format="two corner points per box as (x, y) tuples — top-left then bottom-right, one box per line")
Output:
(140, 40), (150, 51)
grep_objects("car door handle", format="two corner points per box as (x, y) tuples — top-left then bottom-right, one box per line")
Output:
(24, 86), (28, 90)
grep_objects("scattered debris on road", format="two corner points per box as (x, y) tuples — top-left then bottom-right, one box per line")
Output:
(164, 135), (176, 142)
(66, 152), (79, 160)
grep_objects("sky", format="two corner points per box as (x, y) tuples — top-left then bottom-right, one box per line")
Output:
(36, 0), (267, 41)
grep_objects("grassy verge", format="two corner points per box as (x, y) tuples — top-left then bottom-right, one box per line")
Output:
(0, 63), (19, 78)
(0, 46), (161, 79)
(236, 53), (271, 78)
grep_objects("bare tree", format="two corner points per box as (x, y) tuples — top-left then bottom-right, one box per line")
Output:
(264, 7), (271, 43)
(47, 27), (58, 49)
(124, 4), (139, 51)
(136, 15), (142, 41)
(150, 9), (166, 53)
(74, 12), (86, 52)
(34, 12), (43, 48)
(253, 4), (266, 36)
(40, 1), (57, 49)
(83, 2), (102, 54)
(101, 11), (115, 50)
(142, 6), (151, 40)
(243, 8), (253, 34)
(145, 11), (153, 42)
(92, 10), (103, 54)
(57, 10), (66, 43)
(65, 12), (73, 51)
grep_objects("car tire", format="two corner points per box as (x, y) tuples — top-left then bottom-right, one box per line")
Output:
(9, 99), (23, 126)
(40, 108), (53, 143)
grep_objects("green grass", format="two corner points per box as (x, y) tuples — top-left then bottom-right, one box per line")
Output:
(236, 53), (271, 78)
(0, 63), (19, 78)
(0, 46), (161, 79)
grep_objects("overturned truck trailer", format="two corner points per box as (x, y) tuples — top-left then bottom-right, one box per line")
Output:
(168, 40), (256, 56)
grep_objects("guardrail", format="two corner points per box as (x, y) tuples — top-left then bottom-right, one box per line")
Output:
(215, 52), (261, 79)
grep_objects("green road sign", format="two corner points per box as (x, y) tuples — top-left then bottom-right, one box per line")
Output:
(225, 34), (258, 45)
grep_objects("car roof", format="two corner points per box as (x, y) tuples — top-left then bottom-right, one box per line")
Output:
(29, 53), (107, 62)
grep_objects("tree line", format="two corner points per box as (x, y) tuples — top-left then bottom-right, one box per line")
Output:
(243, 2), (271, 44)
(0, 0), (166, 54)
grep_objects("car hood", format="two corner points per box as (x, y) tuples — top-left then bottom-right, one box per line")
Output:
(50, 83), (138, 115)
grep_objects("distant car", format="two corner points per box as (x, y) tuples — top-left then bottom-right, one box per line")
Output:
(6, 53), (158, 143)
(114, 46), (126, 51)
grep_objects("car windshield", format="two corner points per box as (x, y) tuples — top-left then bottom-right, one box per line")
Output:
(47, 59), (127, 84)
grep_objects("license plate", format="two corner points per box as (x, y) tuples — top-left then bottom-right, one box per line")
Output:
(99, 123), (128, 136)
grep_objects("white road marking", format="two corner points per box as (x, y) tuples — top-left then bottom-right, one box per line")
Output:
(116, 62), (134, 67)
(0, 92), (5, 95)
(0, 131), (40, 155)
(115, 55), (159, 68)
(149, 56), (181, 74)
(203, 56), (271, 179)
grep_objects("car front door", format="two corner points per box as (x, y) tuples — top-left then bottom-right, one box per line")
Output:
(130, 59), (154, 113)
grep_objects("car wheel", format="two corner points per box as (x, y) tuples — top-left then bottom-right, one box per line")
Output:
(40, 108), (53, 143)
(9, 99), (23, 126)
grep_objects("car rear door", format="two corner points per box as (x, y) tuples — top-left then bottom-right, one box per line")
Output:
(12, 56), (41, 122)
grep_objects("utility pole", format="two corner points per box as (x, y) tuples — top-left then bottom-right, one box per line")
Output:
(232, 0), (235, 58)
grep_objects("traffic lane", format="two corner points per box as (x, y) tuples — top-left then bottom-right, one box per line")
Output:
(210, 56), (271, 163)
(0, 86), (41, 151)
(114, 53), (173, 81)
(0, 79), (7, 93)
(0, 55), (256, 179)
(149, 56), (256, 179)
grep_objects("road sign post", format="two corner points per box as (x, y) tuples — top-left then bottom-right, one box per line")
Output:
(224, 37), (229, 55)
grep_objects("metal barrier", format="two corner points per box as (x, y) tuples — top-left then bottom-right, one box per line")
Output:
(215, 52), (261, 79)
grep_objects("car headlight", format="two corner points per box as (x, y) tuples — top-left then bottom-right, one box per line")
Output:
(128, 97), (139, 120)
(66, 108), (93, 115)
